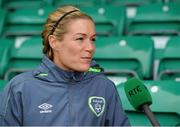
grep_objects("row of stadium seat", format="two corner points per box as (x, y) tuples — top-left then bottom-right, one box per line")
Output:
(1, 0), (179, 10)
(96, 36), (180, 83)
(126, 3), (180, 36)
(0, 36), (43, 80)
(1, 36), (180, 82)
(0, 5), (125, 37)
(0, 3), (180, 38)
(94, 36), (154, 82)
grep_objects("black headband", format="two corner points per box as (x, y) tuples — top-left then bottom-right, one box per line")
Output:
(49, 10), (79, 35)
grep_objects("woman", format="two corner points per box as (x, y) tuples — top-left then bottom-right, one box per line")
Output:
(0, 5), (130, 126)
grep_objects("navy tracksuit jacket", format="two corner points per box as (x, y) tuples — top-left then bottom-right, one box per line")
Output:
(0, 56), (130, 126)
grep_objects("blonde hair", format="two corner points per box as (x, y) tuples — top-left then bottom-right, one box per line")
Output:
(41, 5), (94, 60)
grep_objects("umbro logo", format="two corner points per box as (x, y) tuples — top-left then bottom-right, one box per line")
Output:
(38, 103), (53, 113)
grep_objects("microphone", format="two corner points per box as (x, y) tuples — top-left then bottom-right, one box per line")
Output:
(124, 77), (160, 126)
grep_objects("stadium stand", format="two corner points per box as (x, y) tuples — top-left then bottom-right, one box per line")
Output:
(53, 0), (104, 7)
(126, 2), (180, 35)
(164, 0), (180, 3)
(0, 0), (2, 7)
(80, 5), (126, 36)
(1, 6), (54, 37)
(0, 38), (14, 79)
(93, 36), (154, 84)
(0, 0), (6, 8)
(4, 36), (43, 80)
(105, 0), (162, 6)
(117, 80), (180, 126)
(0, 8), (7, 36)
(0, 0), (53, 10)
(156, 36), (180, 80)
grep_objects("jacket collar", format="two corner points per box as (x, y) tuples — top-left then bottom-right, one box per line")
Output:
(33, 55), (92, 83)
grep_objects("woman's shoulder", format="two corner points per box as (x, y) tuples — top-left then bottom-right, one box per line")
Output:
(7, 70), (36, 89)
(92, 73), (117, 90)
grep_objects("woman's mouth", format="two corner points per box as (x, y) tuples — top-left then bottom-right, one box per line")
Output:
(81, 57), (92, 63)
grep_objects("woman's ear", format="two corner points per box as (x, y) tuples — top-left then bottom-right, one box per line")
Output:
(48, 35), (58, 50)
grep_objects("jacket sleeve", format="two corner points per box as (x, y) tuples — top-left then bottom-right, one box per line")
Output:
(0, 80), (23, 126)
(105, 83), (130, 126)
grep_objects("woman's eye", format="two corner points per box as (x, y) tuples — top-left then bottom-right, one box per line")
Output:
(92, 38), (96, 42)
(76, 37), (84, 41)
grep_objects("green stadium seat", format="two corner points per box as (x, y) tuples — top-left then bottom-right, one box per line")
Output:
(1, 0), (53, 10)
(172, 0), (180, 3)
(106, 0), (162, 6)
(157, 36), (180, 80)
(0, 8), (7, 36)
(164, 0), (180, 3)
(54, 0), (104, 7)
(80, 5), (126, 36)
(0, 38), (14, 79)
(117, 80), (180, 126)
(0, 80), (7, 91)
(0, 0), (3, 7)
(2, 6), (54, 37)
(93, 36), (154, 84)
(5, 36), (43, 80)
(127, 3), (180, 35)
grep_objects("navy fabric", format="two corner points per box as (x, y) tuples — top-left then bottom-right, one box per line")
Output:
(0, 56), (130, 126)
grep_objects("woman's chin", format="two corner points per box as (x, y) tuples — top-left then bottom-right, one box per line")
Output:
(75, 64), (90, 72)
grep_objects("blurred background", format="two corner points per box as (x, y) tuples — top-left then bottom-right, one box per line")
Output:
(0, 0), (180, 126)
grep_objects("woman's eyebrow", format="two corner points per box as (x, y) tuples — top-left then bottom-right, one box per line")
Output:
(74, 33), (87, 36)
(91, 34), (96, 37)
(73, 33), (96, 38)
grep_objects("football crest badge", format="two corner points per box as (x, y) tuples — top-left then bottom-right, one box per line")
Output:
(88, 96), (105, 117)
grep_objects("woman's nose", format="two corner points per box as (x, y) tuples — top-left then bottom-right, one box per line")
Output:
(85, 41), (95, 52)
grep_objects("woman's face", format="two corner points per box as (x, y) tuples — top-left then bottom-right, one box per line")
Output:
(51, 19), (96, 72)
